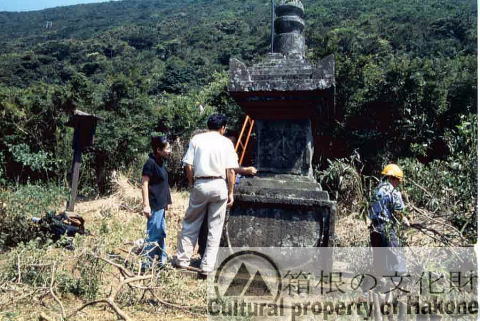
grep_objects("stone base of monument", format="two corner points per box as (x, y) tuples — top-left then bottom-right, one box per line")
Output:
(221, 174), (336, 247)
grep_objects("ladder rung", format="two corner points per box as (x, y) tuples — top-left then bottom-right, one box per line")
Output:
(236, 115), (255, 165)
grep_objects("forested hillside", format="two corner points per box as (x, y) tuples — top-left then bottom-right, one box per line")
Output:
(0, 0), (477, 241)
(0, 1), (477, 319)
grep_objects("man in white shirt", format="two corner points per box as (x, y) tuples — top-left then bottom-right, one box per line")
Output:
(175, 114), (239, 274)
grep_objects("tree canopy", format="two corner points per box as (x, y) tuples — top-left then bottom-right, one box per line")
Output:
(0, 0), (476, 192)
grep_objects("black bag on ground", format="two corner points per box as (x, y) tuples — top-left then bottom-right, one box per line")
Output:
(38, 211), (86, 241)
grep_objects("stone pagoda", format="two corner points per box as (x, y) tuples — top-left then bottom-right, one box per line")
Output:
(224, 0), (336, 247)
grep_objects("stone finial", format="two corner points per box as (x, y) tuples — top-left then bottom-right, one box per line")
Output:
(280, 0), (304, 8)
(273, 0), (305, 57)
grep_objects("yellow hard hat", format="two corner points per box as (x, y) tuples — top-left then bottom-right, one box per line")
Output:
(381, 164), (404, 181)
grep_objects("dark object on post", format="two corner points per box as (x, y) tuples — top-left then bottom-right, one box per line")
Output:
(65, 110), (102, 212)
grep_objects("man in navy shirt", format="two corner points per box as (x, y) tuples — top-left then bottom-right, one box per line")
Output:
(141, 136), (172, 267)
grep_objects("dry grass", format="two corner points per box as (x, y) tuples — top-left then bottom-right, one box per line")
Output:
(0, 175), (206, 321)
(0, 174), (464, 321)
(334, 202), (465, 247)
(334, 214), (370, 247)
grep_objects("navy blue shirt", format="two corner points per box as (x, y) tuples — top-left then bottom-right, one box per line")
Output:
(142, 154), (172, 211)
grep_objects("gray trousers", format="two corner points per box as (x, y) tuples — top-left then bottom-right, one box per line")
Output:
(176, 178), (227, 272)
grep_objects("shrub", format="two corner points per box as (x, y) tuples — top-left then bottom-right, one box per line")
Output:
(0, 184), (68, 251)
(0, 240), (104, 301)
(57, 253), (105, 300)
(315, 151), (370, 217)
(167, 137), (187, 188)
(399, 114), (477, 243)
(316, 112), (477, 245)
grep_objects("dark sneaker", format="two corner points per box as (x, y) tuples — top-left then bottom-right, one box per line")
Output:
(198, 271), (209, 280)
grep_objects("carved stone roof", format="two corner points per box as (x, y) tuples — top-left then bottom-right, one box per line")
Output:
(229, 54), (335, 92)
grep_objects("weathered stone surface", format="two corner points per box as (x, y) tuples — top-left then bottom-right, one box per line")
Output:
(273, 33), (305, 57)
(274, 15), (305, 34)
(224, 0), (336, 248)
(229, 54), (335, 93)
(255, 119), (313, 176)
(223, 175), (335, 247)
(234, 174), (331, 204)
(224, 206), (334, 247)
(273, 0), (306, 56)
(229, 0), (334, 95)
(276, 1), (304, 16)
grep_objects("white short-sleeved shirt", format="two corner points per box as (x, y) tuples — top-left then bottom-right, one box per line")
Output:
(182, 131), (239, 179)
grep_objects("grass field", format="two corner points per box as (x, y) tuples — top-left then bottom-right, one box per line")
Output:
(0, 175), (459, 321)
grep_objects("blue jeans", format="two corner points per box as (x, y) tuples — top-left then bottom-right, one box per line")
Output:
(144, 209), (167, 265)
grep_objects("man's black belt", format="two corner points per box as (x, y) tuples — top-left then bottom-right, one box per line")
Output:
(195, 176), (223, 180)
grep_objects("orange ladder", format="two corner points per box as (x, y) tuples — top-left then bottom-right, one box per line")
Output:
(235, 115), (255, 166)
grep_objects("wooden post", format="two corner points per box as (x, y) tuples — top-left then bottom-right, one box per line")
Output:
(67, 149), (82, 212)
(271, 0), (275, 53)
(64, 110), (102, 213)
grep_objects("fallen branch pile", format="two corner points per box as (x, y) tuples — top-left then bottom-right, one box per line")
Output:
(0, 248), (206, 321)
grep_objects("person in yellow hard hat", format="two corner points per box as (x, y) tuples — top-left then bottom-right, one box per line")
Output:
(368, 163), (410, 280)
(369, 164), (409, 247)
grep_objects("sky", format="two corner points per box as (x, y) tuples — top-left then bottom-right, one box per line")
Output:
(0, 0), (119, 12)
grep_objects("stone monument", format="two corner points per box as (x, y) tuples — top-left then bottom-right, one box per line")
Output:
(223, 0), (336, 247)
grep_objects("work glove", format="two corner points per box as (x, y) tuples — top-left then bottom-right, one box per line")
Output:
(401, 216), (410, 227)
